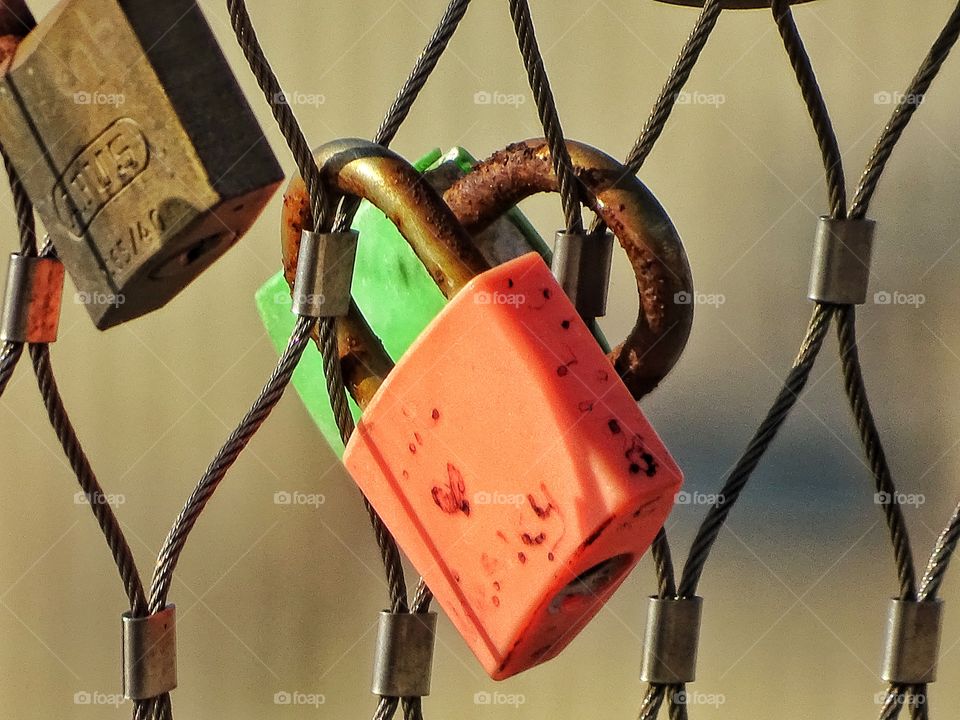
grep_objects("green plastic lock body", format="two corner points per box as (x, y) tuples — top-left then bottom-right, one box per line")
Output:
(255, 147), (604, 456)
(0, 0), (283, 329)
(343, 252), (683, 679)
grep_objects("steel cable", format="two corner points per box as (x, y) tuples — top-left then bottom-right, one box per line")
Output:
(851, 3), (960, 220)
(507, 0), (586, 234)
(144, 3), (480, 718)
(771, 0), (846, 217)
(624, 0), (724, 178)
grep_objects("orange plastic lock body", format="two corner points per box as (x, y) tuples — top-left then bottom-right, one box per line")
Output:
(343, 253), (683, 679)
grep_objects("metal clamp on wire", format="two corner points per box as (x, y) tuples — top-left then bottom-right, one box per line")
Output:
(808, 217), (876, 305)
(640, 596), (703, 684)
(551, 230), (614, 319)
(292, 230), (359, 318)
(0, 253), (65, 343)
(122, 605), (177, 701)
(881, 599), (945, 684)
(371, 611), (437, 697)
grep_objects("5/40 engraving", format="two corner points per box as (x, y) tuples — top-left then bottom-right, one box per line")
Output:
(107, 208), (165, 274)
(52, 118), (149, 235)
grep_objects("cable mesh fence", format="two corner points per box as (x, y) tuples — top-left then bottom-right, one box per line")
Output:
(1, 1), (959, 719)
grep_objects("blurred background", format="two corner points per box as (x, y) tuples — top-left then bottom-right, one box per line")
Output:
(1, 0), (959, 717)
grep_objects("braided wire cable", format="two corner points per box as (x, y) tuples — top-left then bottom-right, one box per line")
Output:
(335, 0), (474, 232)
(225, 0), (330, 227)
(218, 3), (473, 716)
(0, 144), (36, 396)
(638, 685), (666, 720)
(651, 529), (677, 599)
(770, 5), (960, 716)
(374, 0), (473, 149)
(148, 316), (315, 613)
(878, 500), (960, 719)
(679, 304), (835, 597)
(6, 113), (154, 720)
(851, 2), (960, 220)
(771, 0), (847, 218)
(836, 306), (918, 599)
(624, 0), (723, 178)
(144, 317), (315, 716)
(592, 0), (723, 247)
(603, 7), (724, 714)
(0, 341), (22, 396)
(30, 343), (149, 614)
(920, 501), (960, 600)
(507, 0), (585, 234)
(2, 149), (35, 256)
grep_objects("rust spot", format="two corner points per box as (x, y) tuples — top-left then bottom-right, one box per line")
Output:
(527, 495), (554, 519)
(626, 435), (658, 477)
(431, 463), (470, 516)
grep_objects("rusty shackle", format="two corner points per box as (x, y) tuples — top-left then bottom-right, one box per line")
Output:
(282, 138), (693, 401)
(443, 139), (693, 398)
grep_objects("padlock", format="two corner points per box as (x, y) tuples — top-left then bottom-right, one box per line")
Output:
(260, 146), (586, 456)
(0, 0), (283, 329)
(285, 138), (693, 679)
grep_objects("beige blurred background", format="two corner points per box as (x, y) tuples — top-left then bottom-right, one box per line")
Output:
(1, 0), (960, 717)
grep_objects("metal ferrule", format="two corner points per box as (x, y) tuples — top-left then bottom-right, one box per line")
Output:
(881, 598), (944, 684)
(292, 230), (359, 318)
(0, 254), (65, 343)
(371, 611), (437, 697)
(808, 216), (876, 305)
(122, 605), (178, 701)
(552, 230), (614, 319)
(640, 596), (703, 684)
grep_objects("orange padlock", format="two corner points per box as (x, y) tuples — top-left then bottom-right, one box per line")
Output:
(283, 138), (693, 679)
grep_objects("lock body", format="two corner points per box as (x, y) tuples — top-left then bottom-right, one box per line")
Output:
(344, 253), (683, 679)
(0, 0), (283, 328)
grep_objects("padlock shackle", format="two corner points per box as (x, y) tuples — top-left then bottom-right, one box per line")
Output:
(282, 139), (495, 409)
(443, 139), (694, 398)
(283, 139), (488, 301)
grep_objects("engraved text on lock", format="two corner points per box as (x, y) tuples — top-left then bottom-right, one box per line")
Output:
(52, 118), (150, 236)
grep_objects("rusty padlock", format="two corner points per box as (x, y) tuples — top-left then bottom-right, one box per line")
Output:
(283, 138), (693, 679)
(0, 0), (283, 328)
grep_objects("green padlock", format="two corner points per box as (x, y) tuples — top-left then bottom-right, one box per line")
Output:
(256, 147), (598, 456)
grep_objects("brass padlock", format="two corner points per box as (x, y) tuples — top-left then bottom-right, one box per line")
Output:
(0, 0), (283, 328)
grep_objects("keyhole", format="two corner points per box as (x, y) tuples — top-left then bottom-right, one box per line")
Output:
(548, 553), (633, 615)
